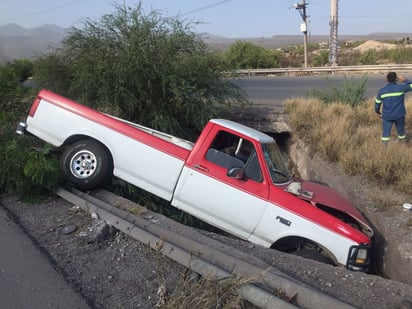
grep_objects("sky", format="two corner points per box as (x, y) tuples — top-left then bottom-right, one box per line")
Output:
(0, 0), (411, 38)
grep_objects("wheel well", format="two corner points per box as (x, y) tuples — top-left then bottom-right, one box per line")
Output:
(271, 236), (338, 265)
(63, 134), (92, 146)
(63, 135), (114, 170)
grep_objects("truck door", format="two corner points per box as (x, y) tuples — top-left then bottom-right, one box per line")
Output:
(172, 130), (269, 240)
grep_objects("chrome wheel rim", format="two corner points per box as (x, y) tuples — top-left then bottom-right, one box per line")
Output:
(69, 150), (97, 179)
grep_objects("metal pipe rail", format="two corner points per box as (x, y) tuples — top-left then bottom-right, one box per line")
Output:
(55, 187), (356, 309)
(235, 64), (412, 76)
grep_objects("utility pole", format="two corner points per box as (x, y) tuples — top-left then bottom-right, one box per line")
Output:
(294, 0), (308, 68)
(329, 0), (338, 66)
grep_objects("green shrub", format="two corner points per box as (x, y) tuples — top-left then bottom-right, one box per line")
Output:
(0, 60), (61, 199)
(312, 50), (329, 67)
(23, 144), (60, 187)
(359, 49), (377, 65)
(223, 41), (280, 69)
(386, 47), (412, 63)
(309, 75), (367, 107)
(0, 110), (60, 199)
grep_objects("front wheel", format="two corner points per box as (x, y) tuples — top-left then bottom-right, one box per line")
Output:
(61, 139), (113, 190)
(272, 237), (336, 266)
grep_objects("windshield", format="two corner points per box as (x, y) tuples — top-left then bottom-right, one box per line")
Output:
(261, 143), (290, 184)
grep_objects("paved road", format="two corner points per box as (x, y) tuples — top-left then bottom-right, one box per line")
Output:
(231, 74), (387, 106)
(0, 203), (90, 309)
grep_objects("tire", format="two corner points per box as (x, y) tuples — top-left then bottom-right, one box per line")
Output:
(61, 139), (113, 190)
(294, 246), (336, 265)
(273, 237), (336, 266)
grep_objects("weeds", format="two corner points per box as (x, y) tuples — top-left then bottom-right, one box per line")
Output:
(160, 271), (258, 309)
(0, 108), (60, 200)
(308, 75), (368, 107)
(285, 96), (412, 207)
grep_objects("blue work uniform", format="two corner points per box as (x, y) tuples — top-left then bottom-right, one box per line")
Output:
(375, 79), (412, 141)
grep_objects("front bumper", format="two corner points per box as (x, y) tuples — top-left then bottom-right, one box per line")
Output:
(346, 243), (371, 272)
(16, 121), (28, 135)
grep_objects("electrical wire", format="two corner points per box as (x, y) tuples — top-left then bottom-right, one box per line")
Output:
(180, 0), (233, 16)
(0, 0), (83, 24)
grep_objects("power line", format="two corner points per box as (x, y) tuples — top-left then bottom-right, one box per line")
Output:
(311, 14), (412, 19)
(0, 0), (83, 24)
(180, 0), (233, 16)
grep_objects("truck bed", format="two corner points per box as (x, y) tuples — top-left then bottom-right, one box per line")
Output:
(25, 89), (192, 200)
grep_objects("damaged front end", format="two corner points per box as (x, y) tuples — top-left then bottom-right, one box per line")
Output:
(284, 180), (374, 272)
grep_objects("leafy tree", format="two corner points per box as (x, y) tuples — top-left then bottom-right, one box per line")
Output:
(223, 41), (280, 69)
(33, 3), (246, 139)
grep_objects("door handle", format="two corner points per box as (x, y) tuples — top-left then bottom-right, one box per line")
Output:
(194, 164), (209, 172)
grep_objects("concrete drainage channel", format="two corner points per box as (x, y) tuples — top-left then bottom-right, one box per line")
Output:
(55, 187), (356, 309)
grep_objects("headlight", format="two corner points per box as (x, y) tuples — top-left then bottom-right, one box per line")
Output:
(355, 248), (368, 264)
(347, 244), (370, 271)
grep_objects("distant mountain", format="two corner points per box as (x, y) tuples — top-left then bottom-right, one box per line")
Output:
(1, 23), (411, 63)
(0, 23), (27, 37)
(199, 32), (412, 51)
(0, 23), (68, 63)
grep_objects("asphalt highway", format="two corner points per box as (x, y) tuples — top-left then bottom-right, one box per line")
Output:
(0, 204), (90, 308)
(231, 74), (387, 106)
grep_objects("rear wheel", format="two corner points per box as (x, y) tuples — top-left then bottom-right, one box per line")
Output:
(61, 139), (113, 190)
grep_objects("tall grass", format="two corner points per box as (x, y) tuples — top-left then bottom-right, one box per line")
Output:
(160, 274), (258, 309)
(284, 97), (412, 198)
(308, 75), (368, 107)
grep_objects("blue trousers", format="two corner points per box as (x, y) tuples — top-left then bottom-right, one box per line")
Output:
(382, 117), (406, 141)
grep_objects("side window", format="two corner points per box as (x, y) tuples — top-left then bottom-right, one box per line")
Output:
(209, 131), (238, 156)
(206, 131), (263, 182)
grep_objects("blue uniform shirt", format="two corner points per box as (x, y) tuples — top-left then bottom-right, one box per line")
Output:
(375, 79), (412, 121)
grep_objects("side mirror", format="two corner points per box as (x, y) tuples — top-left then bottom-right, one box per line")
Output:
(227, 167), (244, 179)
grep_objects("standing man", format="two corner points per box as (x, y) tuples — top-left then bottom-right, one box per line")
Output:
(375, 72), (412, 142)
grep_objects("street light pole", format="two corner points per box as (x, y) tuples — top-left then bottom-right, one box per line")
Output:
(294, 1), (308, 68)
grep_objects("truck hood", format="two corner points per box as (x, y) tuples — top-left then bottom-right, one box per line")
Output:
(285, 180), (373, 236)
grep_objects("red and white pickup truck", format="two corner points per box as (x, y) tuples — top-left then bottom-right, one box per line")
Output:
(17, 89), (374, 271)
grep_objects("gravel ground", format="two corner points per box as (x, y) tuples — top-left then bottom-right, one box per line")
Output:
(1, 192), (412, 309)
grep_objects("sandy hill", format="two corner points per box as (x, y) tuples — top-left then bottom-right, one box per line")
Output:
(354, 40), (398, 53)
